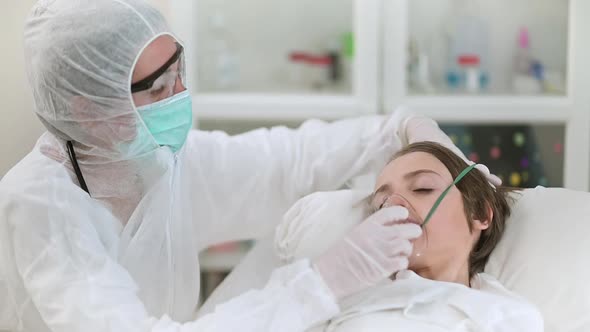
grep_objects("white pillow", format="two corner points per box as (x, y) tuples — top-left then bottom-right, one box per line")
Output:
(485, 187), (590, 332)
(274, 187), (590, 332)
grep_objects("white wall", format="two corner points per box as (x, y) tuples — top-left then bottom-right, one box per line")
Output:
(0, 0), (44, 177)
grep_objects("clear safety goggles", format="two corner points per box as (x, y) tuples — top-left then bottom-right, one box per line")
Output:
(131, 42), (186, 99)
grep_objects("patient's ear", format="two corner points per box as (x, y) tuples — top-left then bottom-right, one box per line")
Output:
(473, 205), (493, 230)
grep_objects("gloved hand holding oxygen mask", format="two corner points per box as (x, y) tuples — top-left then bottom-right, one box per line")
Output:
(313, 205), (421, 300)
(313, 164), (476, 300)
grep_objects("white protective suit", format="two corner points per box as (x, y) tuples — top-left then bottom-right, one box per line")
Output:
(0, 1), (486, 331)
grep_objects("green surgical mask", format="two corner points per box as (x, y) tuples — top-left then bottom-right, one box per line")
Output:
(136, 90), (193, 153)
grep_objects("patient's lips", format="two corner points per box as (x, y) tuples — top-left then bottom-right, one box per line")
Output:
(382, 197), (425, 258)
(403, 216), (422, 226)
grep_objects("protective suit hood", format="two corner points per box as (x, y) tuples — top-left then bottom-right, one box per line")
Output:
(25, 0), (177, 162)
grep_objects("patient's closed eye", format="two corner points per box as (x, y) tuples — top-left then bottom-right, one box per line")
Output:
(376, 189), (433, 210)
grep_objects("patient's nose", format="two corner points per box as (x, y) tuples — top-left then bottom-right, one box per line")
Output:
(386, 194), (412, 209)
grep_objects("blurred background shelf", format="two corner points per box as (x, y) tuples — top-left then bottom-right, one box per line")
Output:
(198, 241), (252, 299)
(199, 248), (249, 272)
(400, 96), (571, 123)
(193, 95), (370, 121)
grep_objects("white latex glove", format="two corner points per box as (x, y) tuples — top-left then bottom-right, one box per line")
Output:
(312, 206), (421, 300)
(401, 113), (502, 187)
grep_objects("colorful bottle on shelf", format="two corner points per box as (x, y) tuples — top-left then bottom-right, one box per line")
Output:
(514, 27), (532, 75)
(445, 1), (490, 93)
(407, 38), (434, 93)
(458, 54), (481, 93)
(341, 32), (354, 88)
(512, 27), (542, 94)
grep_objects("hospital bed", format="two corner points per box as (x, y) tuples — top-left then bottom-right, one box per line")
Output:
(199, 186), (590, 332)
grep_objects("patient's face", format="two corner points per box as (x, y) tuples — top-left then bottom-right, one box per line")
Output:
(373, 152), (486, 275)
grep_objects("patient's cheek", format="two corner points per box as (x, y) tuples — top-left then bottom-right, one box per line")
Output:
(408, 237), (426, 265)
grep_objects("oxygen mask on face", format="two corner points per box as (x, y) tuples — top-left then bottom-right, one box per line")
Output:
(380, 163), (478, 258)
(380, 193), (428, 258)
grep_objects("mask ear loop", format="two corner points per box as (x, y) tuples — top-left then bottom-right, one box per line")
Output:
(421, 163), (477, 228)
(66, 141), (90, 195)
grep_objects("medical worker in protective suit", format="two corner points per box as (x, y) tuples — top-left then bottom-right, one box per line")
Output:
(0, 1), (500, 331)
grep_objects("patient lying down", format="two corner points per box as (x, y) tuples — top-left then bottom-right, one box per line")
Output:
(311, 142), (543, 331)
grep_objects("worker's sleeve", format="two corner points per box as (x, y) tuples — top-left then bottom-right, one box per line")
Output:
(186, 110), (415, 248)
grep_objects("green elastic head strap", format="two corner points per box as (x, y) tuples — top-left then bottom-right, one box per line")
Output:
(421, 163), (478, 228)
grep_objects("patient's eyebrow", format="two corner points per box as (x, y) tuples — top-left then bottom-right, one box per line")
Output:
(403, 169), (441, 180)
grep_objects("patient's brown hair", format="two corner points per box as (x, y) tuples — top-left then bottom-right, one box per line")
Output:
(392, 142), (516, 280)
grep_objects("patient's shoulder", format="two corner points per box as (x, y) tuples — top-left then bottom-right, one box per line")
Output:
(472, 273), (544, 330)
(472, 272), (517, 295)
(472, 272), (531, 303)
